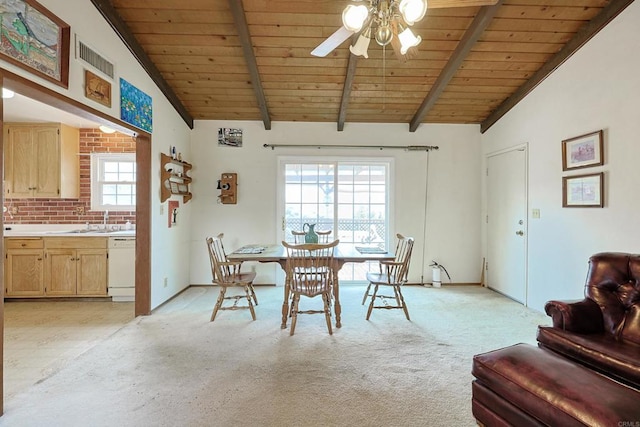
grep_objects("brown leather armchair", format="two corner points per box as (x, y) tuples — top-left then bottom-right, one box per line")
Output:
(537, 252), (640, 390)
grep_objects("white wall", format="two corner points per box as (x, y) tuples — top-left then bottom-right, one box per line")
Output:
(1, 1), (193, 309)
(189, 121), (482, 286)
(481, 2), (640, 312)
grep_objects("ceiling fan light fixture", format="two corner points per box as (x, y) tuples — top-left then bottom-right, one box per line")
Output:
(349, 28), (371, 58)
(342, 4), (369, 32)
(398, 26), (422, 54)
(399, 0), (428, 25)
(375, 24), (393, 46)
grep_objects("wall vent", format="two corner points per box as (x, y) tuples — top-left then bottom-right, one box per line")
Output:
(76, 38), (114, 79)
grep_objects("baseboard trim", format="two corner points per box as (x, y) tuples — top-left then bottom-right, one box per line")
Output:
(408, 282), (481, 287)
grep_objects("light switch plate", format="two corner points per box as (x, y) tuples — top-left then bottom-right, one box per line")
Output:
(532, 208), (540, 219)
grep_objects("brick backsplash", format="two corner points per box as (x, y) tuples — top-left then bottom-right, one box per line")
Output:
(3, 129), (137, 225)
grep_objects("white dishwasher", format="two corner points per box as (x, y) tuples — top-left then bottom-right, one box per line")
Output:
(108, 236), (136, 301)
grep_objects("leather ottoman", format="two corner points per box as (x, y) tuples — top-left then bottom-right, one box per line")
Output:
(472, 343), (640, 426)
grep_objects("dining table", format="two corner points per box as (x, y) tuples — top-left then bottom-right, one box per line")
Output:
(228, 243), (395, 329)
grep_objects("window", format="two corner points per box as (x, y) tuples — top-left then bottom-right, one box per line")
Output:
(91, 153), (136, 211)
(280, 157), (392, 281)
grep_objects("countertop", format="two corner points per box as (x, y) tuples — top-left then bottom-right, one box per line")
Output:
(3, 225), (136, 238)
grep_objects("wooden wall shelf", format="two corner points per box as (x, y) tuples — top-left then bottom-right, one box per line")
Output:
(161, 153), (192, 203)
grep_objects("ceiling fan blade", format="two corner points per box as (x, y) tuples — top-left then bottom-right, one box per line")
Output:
(311, 26), (354, 57)
(428, 0), (498, 8)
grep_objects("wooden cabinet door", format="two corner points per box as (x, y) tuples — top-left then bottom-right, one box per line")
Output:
(33, 126), (60, 198)
(45, 248), (77, 296)
(5, 126), (34, 198)
(76, 249), (108, 296)
(5, 249), (45, 296)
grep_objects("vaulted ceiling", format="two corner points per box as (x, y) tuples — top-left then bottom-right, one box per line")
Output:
(91, 0), (630, 132)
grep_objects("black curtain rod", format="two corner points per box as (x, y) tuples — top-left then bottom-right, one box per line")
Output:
(263, 144), (438, 151)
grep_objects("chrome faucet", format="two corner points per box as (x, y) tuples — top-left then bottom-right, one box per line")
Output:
(103, 210), (109, 229)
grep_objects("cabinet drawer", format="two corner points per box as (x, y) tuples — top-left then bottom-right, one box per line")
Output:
(44, 237), (108, 249)
(5, 238), (44, 249)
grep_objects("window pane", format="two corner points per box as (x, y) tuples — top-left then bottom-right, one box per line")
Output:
(119, 162), (134, 173)
(104, 162), (119, 173)
(103, 184), (117, 195)
(103, 195), (117, 205)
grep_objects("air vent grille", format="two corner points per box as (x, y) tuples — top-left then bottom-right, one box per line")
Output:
(77, 40), (114, 79)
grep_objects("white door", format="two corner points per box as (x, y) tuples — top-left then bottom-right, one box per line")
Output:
(486, 146), (527, 304)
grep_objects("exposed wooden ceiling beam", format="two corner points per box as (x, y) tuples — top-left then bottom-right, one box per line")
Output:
(481, 0), (635, 133)
(409, 0), (503, 132)
(90, 0), (194, 129)
(337, 53), (359, 131)
(228, 0), (271, 130)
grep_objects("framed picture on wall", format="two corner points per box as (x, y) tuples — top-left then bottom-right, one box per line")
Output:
(0, 0), (70, 88)
(84, 70), (112, 107)
(562, 130), (604, 171)
(562, 172), (604, 208)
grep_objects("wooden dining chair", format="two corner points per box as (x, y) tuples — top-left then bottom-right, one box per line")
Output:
(363, 234), (414, 320)
(283, 239), (339, 336)
(206, 234), (258, 322)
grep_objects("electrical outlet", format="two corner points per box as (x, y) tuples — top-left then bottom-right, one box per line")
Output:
(163, 277), (168, 288)
(532, 208), (541, 219)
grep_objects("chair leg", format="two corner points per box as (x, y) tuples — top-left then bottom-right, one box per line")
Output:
(366, 285), (379, 320)
(290, 294), (300, 336)
(392, 285), (402, 307)
(245, 286), (256, 320)
(362, 283), (372, 305)
(249, 284), (258, 306)
(211, 287), (226, 322)
(324, 292), (333, 335)
(396, 286), (410, 320)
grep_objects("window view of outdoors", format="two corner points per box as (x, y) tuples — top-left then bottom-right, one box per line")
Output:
(283, 161), (388, 281)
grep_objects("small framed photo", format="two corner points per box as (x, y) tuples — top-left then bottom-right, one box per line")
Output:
(169, 182), (179, 194)
(562, 130), (603, 171)
(562, 172), (604, 208)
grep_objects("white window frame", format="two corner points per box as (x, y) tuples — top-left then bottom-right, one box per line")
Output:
(90, 153), (136, 211)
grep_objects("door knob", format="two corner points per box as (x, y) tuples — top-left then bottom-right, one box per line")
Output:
(515, 230), (524, 236)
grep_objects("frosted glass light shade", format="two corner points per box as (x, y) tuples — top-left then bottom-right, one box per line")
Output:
(349, 32), (371, 58)
(99, 125), (116, 134)
(342, 5), (369, 32)
(399, 0), (427, 25)
(399, 27), (421, 54)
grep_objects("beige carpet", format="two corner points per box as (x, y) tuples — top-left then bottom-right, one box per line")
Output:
(1, 285), (550, 426)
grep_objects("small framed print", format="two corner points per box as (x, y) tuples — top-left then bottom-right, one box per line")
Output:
(562, 172), (604, 208)
(169, 182), (179, 194)
(84, 70), (112, 107)
(562, 130), (603, 171)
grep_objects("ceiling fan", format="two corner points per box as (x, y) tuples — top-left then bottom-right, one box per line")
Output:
(311, 0), (499, 60)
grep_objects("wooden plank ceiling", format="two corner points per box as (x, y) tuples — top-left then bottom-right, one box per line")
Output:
(102, 0), (623, 132)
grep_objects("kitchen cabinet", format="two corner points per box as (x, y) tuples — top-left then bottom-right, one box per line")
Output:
(5, 238), (45, 297)
(4, 237), (108, 298)
(3, 122), (79, 198)
(44, 238), (108, 297)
